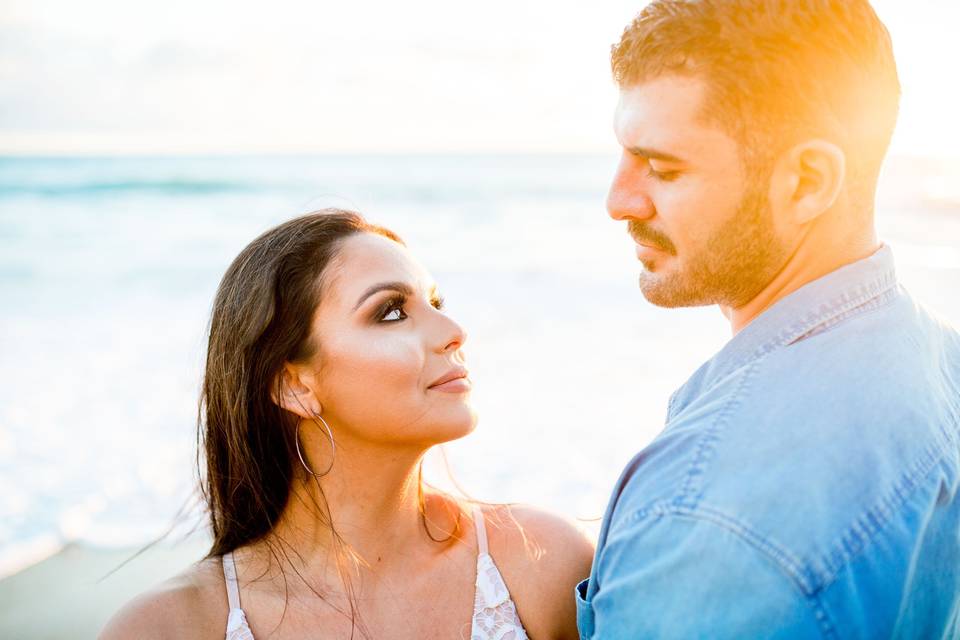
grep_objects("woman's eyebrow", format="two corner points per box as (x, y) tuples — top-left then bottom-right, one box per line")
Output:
(353, 281), (415, 310)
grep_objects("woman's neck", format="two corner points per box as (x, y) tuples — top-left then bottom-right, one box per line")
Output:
(250, 438), (461, 587)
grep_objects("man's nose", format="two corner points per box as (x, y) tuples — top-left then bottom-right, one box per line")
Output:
(607, 154), (655, 221)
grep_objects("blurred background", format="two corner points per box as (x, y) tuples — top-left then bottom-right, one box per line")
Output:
(1, 0), (959, 636)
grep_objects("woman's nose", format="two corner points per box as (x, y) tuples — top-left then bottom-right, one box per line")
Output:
(435, 312), (467, 354)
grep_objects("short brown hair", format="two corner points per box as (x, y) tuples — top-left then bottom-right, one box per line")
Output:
(612, 0), (900, 195)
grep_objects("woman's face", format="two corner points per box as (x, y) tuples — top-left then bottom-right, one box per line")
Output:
(304, 232), (475, 447)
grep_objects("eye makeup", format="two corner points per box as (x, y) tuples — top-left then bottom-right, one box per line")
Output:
(370, 291), (446, 323)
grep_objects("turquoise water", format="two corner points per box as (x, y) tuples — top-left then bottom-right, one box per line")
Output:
(1, 154), (958, 577)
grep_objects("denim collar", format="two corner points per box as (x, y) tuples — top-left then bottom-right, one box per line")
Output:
(668, 245), (898, 418)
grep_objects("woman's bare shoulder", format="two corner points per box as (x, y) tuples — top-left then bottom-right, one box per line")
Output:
(482, 503), (595, 572)
(98, 556), (227, 640)
(480, 504), (595, 640)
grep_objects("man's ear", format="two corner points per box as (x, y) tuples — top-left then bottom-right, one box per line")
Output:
(271, 363), (322, 419)
(770, 139), (846, 226)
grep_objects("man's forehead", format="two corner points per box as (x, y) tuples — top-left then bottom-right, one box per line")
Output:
(614, 75), (740, 163)
(614, 75), (711, 144)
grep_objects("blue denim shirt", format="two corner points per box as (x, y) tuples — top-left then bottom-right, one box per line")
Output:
(576, 246), (960, 639)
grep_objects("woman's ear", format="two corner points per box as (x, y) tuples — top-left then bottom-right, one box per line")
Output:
(271, 363), (322, 419)
(771, 139), (846, 226)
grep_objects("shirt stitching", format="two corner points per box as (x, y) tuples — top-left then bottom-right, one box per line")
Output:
(674, 360), (760, 509)
(721, 271), (898, 383)
(671, 276), (895, 516)
(668, 267), (898, 421)
(618, 436), (957, 636)
(626, 503), (837, 638)
(808, 591), (841, 640)
(774, 274), (897, 351)
(815, 438), (957, 589)
(789, 286), (899, 344)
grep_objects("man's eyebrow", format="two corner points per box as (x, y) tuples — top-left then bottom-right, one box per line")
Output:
(354, 281), (414, 310)
(627, 146), (685, 163)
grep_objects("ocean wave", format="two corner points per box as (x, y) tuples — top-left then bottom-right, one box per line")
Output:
(0, 179), (257, 198)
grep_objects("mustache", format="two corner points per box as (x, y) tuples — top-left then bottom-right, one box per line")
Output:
(628, 221), (677, 255)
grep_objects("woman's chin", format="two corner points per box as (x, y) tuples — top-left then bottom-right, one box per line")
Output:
(431, 405), (478, 444)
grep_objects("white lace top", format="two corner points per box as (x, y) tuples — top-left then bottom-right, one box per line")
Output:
(223, 506), (528, 640)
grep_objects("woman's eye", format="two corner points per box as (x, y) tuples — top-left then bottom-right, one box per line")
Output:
(381, 305), (407, 322)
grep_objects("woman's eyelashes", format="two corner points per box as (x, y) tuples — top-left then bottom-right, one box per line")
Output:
(375, 292), (445, 323)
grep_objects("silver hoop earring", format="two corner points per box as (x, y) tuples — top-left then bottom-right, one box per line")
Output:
(296, 412), (336, 477)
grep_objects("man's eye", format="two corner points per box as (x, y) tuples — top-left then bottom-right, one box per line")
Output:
(648, 166), (680, 182)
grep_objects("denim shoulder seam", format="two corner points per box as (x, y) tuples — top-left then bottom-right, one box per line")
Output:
(807, 590), (841, 640)
(814, 436), (957, 589)
(674, 359), (760, 509)
(626, 501), (838, 639)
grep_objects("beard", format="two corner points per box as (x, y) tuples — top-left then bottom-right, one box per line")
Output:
(633, 182), (790, 309)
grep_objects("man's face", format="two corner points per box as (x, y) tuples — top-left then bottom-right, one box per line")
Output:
(608, 74), (788, 308)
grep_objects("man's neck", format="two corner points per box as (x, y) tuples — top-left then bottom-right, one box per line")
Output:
(723, 224), (881, 335)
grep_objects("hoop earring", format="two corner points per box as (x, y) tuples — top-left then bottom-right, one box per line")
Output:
(296, 412), (336, 477)
(417, 459), (462, 543)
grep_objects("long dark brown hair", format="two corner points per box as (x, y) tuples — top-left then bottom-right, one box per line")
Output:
(103, 210), (516, 636)
(199, 209), (404, 557)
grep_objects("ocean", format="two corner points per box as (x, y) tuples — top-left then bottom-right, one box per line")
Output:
(1, 153), (958, 579)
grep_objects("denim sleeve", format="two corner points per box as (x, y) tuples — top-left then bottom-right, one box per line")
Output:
(591, 510), (828, 639)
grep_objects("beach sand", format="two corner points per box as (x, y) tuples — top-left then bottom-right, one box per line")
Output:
(0, 540), (208, 639)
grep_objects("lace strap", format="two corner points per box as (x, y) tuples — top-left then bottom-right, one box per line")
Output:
(222, 552), (242, 611)
(472, 505), (489, 555)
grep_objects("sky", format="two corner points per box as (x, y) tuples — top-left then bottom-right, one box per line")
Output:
(0, 0), (958, 156)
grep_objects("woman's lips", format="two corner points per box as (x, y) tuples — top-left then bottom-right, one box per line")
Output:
(428, 376), (471, 393)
